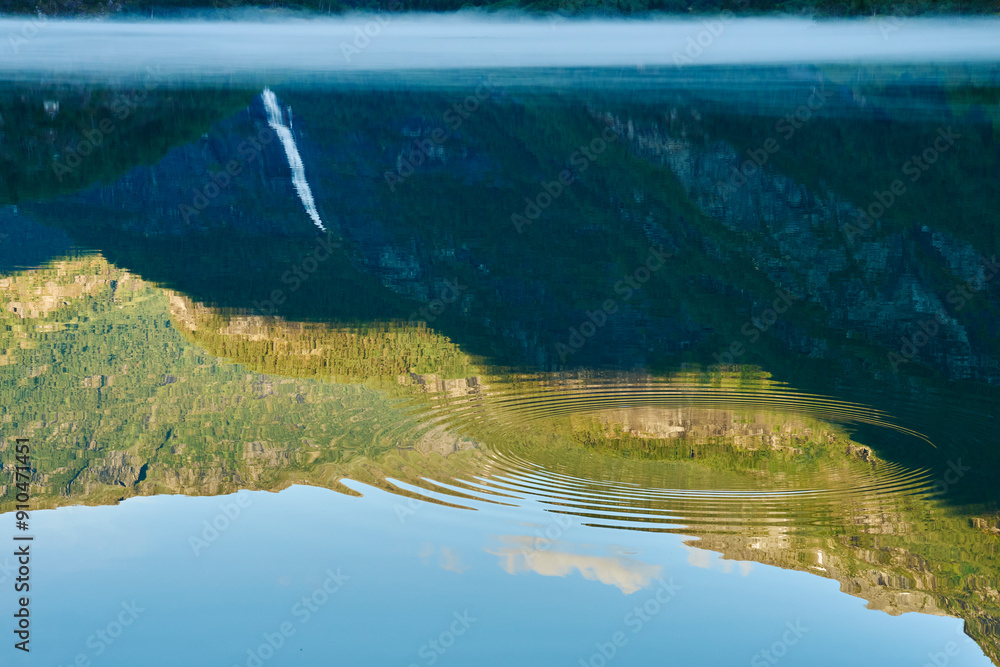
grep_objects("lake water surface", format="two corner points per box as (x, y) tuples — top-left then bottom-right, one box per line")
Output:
(1, 18), (999, 667)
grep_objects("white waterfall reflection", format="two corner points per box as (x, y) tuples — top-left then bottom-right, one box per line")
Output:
(261, 88), (326, 233)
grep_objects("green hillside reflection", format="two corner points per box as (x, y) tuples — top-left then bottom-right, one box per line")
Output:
(2, 255), (999, 662)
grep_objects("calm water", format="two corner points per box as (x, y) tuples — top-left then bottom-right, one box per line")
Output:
(1, 23), (999, 665)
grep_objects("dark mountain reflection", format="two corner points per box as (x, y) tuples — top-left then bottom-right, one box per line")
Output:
(1, 65), (999, 662)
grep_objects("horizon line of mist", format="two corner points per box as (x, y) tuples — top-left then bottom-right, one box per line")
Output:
(1, 16), (998, 80)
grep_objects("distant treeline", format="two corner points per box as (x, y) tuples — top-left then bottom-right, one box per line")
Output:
(3, 0), (998, 16)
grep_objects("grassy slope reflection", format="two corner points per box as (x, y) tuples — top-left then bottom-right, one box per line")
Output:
(168, 293), (480, 385)
(2, 256), (1000, 662)
(16, 72), (999, 504)
(0, 256), (487, 508)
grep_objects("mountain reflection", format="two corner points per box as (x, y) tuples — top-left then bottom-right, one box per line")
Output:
(2, 65), (999, 663)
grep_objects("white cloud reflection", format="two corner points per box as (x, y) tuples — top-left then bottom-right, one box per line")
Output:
(487, 536), (662, 595)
